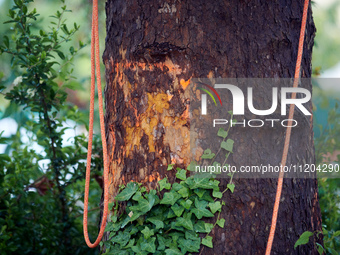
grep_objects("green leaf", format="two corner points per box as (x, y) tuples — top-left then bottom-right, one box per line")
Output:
(3, 36), (9, 48)
(141, 226), (154, 239)
(201, 149), (215, 159)
(172, 183), (183, 191)
(221, 139), (234, 152)
(216, 218), (225, 228)
(187, 177), (215, 190)
(208, 201), (222, 214)
(212, 190), (222, 198)
(178, 238), (200, 253)
(328, 248), (339, 255)
(130, 197), (155, 213)
(147, 218), (164, 229)
(167, 164), (174, 171)
(158, 178), (171, 191)
(115, 182), (138, 201)
(165, 248), (182, 255)
(141, 237), (156, 253)
(194, 221), (214, 233)
(180, 199), (193, 209)
(176, 169), (187, 181)
(202, 236), (213, 248)
(191, 198), (214, 219)
(125, 238), (135, 249)
(111, 231), (130, 246)
(294, 231), (313, 249)
(160, 191), (181, 205)
(334, 230), (340, 237)
(194, 188), (206, 198)
(217, 128), (228, 138)
(175, 213), (193, 230)
(316, 243), (324, 255)
(227, 183), (235, 193)
(177, 187), (189, 198)
(56, 50), (65, 60)
(157, 235), (166, 251)
(41, 51), (46, 59)
(171, 203), (185, 217)
(132, 191), (143, 201)
(108, 202), (115, 211)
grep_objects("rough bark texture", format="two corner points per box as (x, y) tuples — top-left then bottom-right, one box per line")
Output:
(103, 0), (323, 254)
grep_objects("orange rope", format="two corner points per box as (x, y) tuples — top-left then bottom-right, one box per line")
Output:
(83, 0), (109, 248)
(265, 0), (310, 254)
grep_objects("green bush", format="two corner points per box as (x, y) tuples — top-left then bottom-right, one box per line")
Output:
(0, 0), (101, 254)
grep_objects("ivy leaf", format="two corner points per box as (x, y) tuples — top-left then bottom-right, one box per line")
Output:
(194, 188), (206, 198)
(294, 231), (313, 249)
(171, 203), (185, 217)
(217, 128), (228, 138)
(167, 164), (174, 171)
(141, 237), (156, 253)
(191, 198), (214, 219)
(178, 238), (200, 253)
(160, 191), (181, 205)
(200, 192), (214, 202)
(158, 178), (171, 191)
(185, 231), (199, 240)
(132, 191), (143, 201)
(201, 149), (215, 159)
(111, 231), (130, 246)
(177, 187), (189, 198)
(212, 190), (222, 198)
(180, 199), (193, 210)
(176, 169), (187, 181)
(167, 208), (177, 219)
(147, 217), (164, 229)
(216, 218), (225, 228)
(187, 177), (214, 190)
(165, 247), (183, 255)
(157, 235), (166, 251)
(227, 183), (235, 193)
(115, 182), (138, 201)
(175, 213), (193, 230)
(202, 236), (213, 248)
(208, 201), (222, 214)
(172, 183), (184, 191)
(129, 196), (155, 213)
(141, 226), (154, 239)
(221, 139), (234, 152)
(194, 221), (214, 233)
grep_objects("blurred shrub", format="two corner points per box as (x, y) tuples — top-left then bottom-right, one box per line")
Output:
(0, 0), (102, 254)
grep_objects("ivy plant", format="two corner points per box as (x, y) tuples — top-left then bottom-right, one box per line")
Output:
(101, 123), (235, 255)
(101, 166), (234, 255)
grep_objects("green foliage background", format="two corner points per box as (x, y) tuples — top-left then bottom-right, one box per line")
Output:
(0, 0), (339, 254)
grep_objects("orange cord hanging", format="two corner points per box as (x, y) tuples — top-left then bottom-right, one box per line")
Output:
(83, 0), (109, 248)
(265, 0), (310, 254)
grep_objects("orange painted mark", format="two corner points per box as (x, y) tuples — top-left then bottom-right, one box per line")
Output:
(147, 93), (170, 114)
(182, 104), (189, 119)
(180, 78), (190, 90)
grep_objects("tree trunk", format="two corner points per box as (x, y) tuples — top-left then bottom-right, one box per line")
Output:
(103, 0), (323, 254)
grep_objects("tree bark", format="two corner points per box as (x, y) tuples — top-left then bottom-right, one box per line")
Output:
(103, 0), (323, 254)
